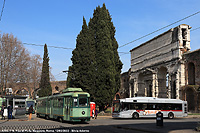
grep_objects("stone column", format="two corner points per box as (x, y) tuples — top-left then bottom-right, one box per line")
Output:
(133, 78), (138, 97)
(175, 72), (180, 99)
(129, 82), (132, 98)
(155, 74), (159, 97)
(152, 73), (158, 97)
(168, 74), (171, 99)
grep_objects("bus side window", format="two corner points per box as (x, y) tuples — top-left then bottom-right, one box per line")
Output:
(130, 104), (134, 110)
(142, 104), (147, 110)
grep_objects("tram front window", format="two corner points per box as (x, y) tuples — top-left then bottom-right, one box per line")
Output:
(79, 97), (88, 107)
(27, 101), (35, 107)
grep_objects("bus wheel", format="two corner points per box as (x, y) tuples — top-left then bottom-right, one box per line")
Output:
(168, 112), (174, 119)
(58, 117), (63, 123)
(132, 113), (139, 119)
(45, 115), (49, 120)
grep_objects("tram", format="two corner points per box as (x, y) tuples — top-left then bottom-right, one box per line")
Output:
(36, 88), (90, 122)
(25, 98), (36, 114)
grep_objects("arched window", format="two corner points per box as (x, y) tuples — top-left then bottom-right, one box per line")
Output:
(157, 67), (168, 98)
(116, 94), (120, 100)
(188, 62), (195, 85)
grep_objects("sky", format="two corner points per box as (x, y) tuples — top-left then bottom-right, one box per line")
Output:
(0, 0), (200, 81)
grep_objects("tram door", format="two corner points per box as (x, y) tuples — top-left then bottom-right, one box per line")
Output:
(65, 97), (70, 120)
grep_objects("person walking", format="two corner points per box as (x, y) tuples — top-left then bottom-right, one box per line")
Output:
(1, 105), (5, 120)
(92, 109), (95, 119)
(7, 104), (13, 119)
(28, 105), (34, 120)
(95, 108), (98, 119)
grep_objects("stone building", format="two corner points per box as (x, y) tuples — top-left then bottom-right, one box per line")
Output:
(117, 24), (200, 112)
(3, 81), (66, 99)
(129, 24), (191, 99)
(115, 69), (131, 100)
(182, 49), (200, 112)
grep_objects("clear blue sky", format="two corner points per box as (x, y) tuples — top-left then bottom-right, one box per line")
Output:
(0, 0), (200, 81)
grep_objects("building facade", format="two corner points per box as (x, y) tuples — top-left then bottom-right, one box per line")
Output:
(129, 24), (191, 99)
(121, 24), (200, 112)
(182, 49), (200, 112)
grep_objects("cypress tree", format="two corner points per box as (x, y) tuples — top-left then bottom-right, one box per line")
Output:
(69, 17), (96, 99)
(38, 44), (52, 97)
(89, 4), (123, 111)
(68, 4), (122, 111)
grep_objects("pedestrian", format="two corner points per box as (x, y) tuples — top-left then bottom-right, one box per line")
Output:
(95, 108), (98, 119)
(7, 104), (13, 119)
(1, 104), (5, 120)
(92, 109), (95, 119)
(28, 105), (34, 120)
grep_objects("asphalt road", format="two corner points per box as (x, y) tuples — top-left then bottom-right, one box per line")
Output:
(0, 114), (199, 133)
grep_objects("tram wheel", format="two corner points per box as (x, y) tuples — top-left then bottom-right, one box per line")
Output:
(168, 112), (174, 119)
(58, 117), (63, 123)
(37, 114), (40, 118)
(45, 115), (50, 120)
(132, 113), (139, 119)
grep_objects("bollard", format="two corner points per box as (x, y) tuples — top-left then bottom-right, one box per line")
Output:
(156, 111), (163, 126)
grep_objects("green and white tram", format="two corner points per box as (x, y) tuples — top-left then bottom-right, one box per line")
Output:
(36, 88), (90, 122)
(25, 98), (36, 114)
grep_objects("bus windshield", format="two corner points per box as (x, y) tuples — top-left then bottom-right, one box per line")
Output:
(113, 103), (121, 113)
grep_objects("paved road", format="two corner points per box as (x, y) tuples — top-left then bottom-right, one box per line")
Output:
(0, 114), (199, 133)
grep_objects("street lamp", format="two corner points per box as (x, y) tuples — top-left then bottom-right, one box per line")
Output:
(62, 70), (75, 80)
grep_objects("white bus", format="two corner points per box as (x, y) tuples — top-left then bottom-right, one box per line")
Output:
(112, 97), (187, 119)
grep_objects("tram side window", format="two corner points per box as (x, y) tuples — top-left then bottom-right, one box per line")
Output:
(53, 99), (58, 107)
(37, 101), (41, 107)
(41, 100), (46, 107)
(46, 100), (50, 107)
(73, 98), (78, 107)
(53, 98), (63, 107)
(58, 98), (63, 107)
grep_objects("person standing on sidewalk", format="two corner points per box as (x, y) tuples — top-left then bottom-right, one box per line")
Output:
(28, 105), (34, 120)
(1, 104), (5, 120)
(7, 104), (13, 119)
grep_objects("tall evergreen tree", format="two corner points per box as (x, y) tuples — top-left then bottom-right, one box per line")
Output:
(89, 4), (123, 111)
(68, 4), (122, 111)
(38, 44), (52, 97)
(69, 17), (96, 99)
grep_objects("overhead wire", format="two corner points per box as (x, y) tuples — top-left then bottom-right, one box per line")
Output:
(0, 40), (74, 50)
(119, 10), (200, 48)
(0, 0), (5, 22)
(119, 26), (200, 57)
(191, 26), (200, 32)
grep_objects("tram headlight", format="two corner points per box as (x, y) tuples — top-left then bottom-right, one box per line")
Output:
(82, 111), (85, 115)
